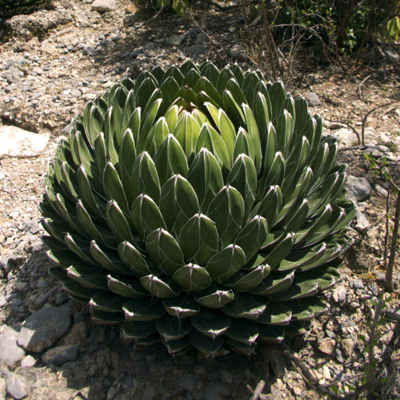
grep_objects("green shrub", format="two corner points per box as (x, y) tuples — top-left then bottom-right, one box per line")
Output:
(40, 61), (356, 356)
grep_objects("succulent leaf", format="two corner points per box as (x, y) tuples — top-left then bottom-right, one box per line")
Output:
(41, 62), (356, 356)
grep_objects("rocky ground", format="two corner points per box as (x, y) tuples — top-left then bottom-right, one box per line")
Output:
(1, 0), (400, 399)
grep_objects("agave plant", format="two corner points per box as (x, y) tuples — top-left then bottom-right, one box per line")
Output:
(40, 61), (356, 356)
(0, 0), (51, 18)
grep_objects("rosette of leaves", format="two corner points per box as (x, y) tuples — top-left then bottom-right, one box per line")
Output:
(40, 61), (356, 356)
(0, 0), (51, 17)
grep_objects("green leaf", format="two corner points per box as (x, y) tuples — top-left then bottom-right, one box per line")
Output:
(144, 116), (170, 156)
(268, 280), (319, 301)
(154, 134), (189, 187)
(106, 200), (136, 244)
(122, 320), (157, 339)
(161, 336), (190, 356)
(160, 174), (200, 236)
(140, 98), (163, 151)
(131, 194), (166, 238)
(140, 274), (181, 298)
(200, 61), (220, 86)
(216, 67), (236, 93)
(250, 270), (295, 296)
(64, 233), (94, 265)
(205, 244), (246, 284)
(222, 89), (245, 128)
(76, 200), (107, 245)
(123, 298), (166, 321)
(164, 105), (179, 132)
(256, 301), (292, 325)
(194, 286), (235, 308)
(89, 291), (126, 312)
(187, 148), (224, 211)
(191, 309), (231, 338)
(207, 185), (245, 248)
(254, 93), (271, 153)
(121, 90), (136, 135)
(223, 265), (271, 291)
(224, 337), (256, 355)
(67, 264), (109, 290)
(134, 76), (157, 109)
(178, 213), (219, 265)
(83, 103), (104, 147)
(234, 215), (268, 262)
(130, 151), (161, 205)
(63, 281), (99, 299)
(145, 228), (184, 276)
(92, 310), (125, 325)
(195, 124), (230, 169)
(242, 103), (262, 172)
(118, 241), (149, 277)
(226, 77), (247, 106)
(222, 293), (266, 320)
(262, 151), (286, 189)
(107, 274), (149, 298)
(228, 154), (258, 217)
(261, 232), (294, 269)
(257, 185), (283, 227)
(160, 77), (180, 111)
(258, 325), (285, 344)
(103, 162), (130, 217)
(90, 240), (131, 274)
(276, 242), (326, 271)
(224, 318), (259, 345)
(172, 263), (212, 293)
(76, 166), (105, 221)
(289, 297), (329, 321)
(156, 314), (192, 342)
(195, 78), (222, 106)
(173, 111), (201, 159)
(188, 329), (223, 357)
(163, 294), (201, 318)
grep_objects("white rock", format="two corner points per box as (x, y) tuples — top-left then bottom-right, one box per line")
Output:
(0, 126), (49, 158)
(21, 355), (37, 368)
(346, 175), (372, 202)
(323, 365), (331, 380)
(329, 128), (359, 147)
(92, 0), (116, 12)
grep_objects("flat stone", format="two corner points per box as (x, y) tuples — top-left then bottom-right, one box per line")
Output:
(0, 126), (49, 158)
(178, 376), (197, 391)
(92, 0), (116, 12)
(353, 278), (364, 289)
(168, 35), (186, 46)
(346, 175), (372, 202)
(17, 307), (71, 353)
(341, 338), (354, 357)
(20, 355), (36, 369)
(0, 295), (7, 308)
(306, 92), (321, 107)
(318, 338), (336, 356)
(42, 345), (79, 366)
(59, 321), (87, 346)
(332, 285), (347, 303)
(0, 327), (25, 367)
(355, 208), (370, 231)
(0, 377), (6, 400)
(141, 385), (155, 400)
(331, 127), (359, 147)
(5, 372), (28, 400)
(268, 349), (287, 378)
(186, 44), (207, 55)
(229, 44), (247, 61)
